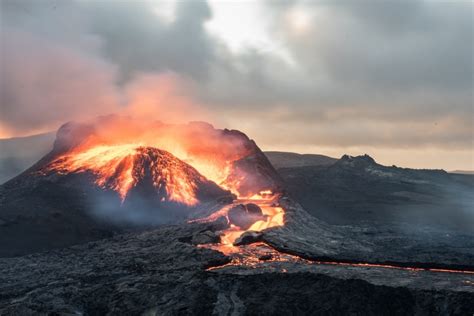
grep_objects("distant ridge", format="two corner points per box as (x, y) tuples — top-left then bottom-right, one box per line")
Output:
(276, 154), (474, 232)
(0, 131), (55, 184)
(264, 151), (337, 169)
(450, 170), (474, 175)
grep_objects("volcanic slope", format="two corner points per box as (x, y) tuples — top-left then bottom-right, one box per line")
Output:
(0, 145), (232, 257)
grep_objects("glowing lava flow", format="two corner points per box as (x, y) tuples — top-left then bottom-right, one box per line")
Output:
(197, 193), (474, 276)
(205, 242), (311, 270)
(195, 192), (285, 254)
(45, 144), (208, 205)
(218, 202), (284, 254)
(206, 242), (474, 275)
(47, 144), (138, 200)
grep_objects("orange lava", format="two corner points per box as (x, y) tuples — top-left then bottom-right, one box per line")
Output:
(47, 144), (138, 201)
(41, 118), (275, 202)
(195, 192), (285, 254)
(205, 242), (310, 270)
(46, 144), (204, 205)
(197, 194), (474, 277)
(205, 241), (474, 276)
(217, 203), (284, 254)
(58, 118), (254, 196)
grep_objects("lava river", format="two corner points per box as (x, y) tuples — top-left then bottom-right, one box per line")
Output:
(195, 194), (474, 276)
(193, 191), (284, 254)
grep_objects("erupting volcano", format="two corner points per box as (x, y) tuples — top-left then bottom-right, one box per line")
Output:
(34, 116), (287, 255)
(0, 115), (286, 255)
(41, 115), (282, 198)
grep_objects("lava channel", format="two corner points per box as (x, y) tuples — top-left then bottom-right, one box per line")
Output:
(196, 194), (474, 276)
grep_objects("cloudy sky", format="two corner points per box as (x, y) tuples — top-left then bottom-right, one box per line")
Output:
(1, 0), (472, 170)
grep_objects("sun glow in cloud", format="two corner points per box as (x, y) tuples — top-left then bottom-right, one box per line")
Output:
(285, 6), (312, 34)
(205, 0), (295, 65)
(205, 0), (270, 52)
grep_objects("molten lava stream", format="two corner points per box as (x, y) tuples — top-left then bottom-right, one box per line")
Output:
(207, 241), (474, 275)
(218, 203), (284, 254)
(200, 193), (474, 276)
(45, 144), (204, 206)
(197, 192), (285, 255)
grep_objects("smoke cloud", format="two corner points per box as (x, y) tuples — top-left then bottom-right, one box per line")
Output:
(0, 0), (472, 170)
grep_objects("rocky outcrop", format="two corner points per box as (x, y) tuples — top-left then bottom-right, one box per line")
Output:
(227, 203), (266, 230)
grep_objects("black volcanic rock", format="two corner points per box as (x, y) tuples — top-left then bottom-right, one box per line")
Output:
(227, 203), (266, 230)
(337, 153), (377, 167)
(260, 197), (474, 270)
(191, 230), (221, 245)
(234, 231), (263, 246)
(264, 151), (337, 169)
(0, 222), (472, 315)
(276, 154), (474, 232)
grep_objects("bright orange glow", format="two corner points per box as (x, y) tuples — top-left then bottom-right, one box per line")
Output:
(195, 191), (285, 254)
(39, 117), (273, 205)
(246, 189), (274, 200)
(198, 192), (474, 276)
(46, 144), (203, 205)
(49, 117), (256, 196)
(48, 144), (137, 200)
(205, 242), (474, 275)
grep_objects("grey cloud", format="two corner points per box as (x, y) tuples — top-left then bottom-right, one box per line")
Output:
(210, 0), (473, 149)
(276, 0), (473, 92)
(83, 0), (216, 82)
(0, 0), (472, 152)
(0, 27), (119, 134)
(0, 0), (216, 134)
